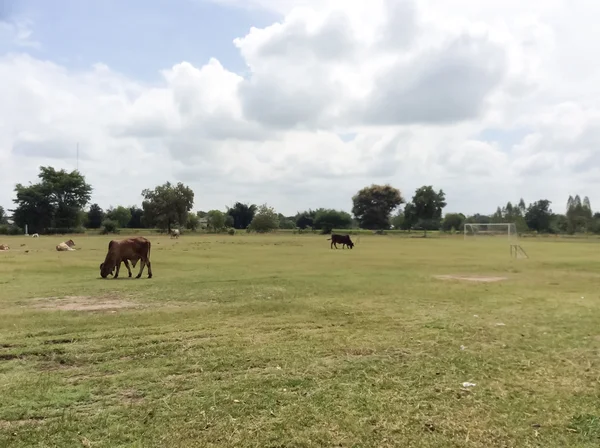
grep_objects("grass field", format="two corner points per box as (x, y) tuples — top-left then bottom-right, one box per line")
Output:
(1, 233), (599, 447)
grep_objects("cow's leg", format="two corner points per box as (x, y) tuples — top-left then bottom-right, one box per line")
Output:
(135, 259), (145, 278)
(114, 261), (121, 279)
(124, 260), (132, 277)
(333, 242), (338, 249)
(146, 257), (152, 278)
(330, 240), (334, 249)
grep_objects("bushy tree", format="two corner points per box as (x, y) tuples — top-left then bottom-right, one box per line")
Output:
(101, 219), (120, 234)
(106, 206), (132, 228)
(390, 211), (404, 229)
(206, 210), (225, 232)
(525, 199), (553, 232)
(295, 210), (316, 229)
(278, 214), (296, 229)
(186, 214), (200, 231)
(313, 208), (352, 234)
(226, 202), (257, 229)
(11, 166), (92, 233)
(128, 206), (144, 228)
(141, 181), (194, 233)
(87, 204), (104, 229)
(441, 213), (465, 232)
(248, 204), (279, 233)
(352, 184), (404, 230)
(403, 186), (447, 236)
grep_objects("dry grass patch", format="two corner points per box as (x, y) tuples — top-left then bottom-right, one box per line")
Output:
(28, 294), (139, 312)
(434, 274), (508, 282)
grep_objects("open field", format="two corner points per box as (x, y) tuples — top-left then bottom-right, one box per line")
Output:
(1, 233), (600, 447)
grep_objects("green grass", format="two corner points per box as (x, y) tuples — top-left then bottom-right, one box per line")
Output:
(1, 232), (599, 447)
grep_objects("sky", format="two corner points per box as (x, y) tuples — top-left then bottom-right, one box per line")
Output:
(1, 0), (600, 217)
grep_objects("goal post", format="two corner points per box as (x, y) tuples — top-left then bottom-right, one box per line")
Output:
(463, 222), (528, 258)
(463, 223), (518, 242)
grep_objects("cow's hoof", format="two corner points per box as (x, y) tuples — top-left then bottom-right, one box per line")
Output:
(135, 275), (141, 279)
(148, 275), (152, 279)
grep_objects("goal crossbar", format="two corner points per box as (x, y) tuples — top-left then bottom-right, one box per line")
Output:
(463, 222), (518, 241)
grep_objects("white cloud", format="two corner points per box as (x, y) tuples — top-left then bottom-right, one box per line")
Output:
(1, 0), (600, 218)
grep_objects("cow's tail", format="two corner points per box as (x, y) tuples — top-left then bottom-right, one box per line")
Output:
(147, 240), (151, 258)
(326, 238), (331, 240)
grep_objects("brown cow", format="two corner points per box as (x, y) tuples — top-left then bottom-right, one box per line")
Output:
(100, 237), (152, 279)
(327, 234), (354, 249)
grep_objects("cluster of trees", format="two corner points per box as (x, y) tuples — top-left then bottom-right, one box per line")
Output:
(2, 166), (600, 236)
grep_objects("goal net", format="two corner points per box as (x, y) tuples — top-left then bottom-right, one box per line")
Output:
(463, 223), (528, 258)
(463, 223), (518, 242)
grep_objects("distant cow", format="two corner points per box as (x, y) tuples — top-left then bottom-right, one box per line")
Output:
(327, 234), (354, 249)
(32, 233), (39, 238)
(0, 244), (9, 251)
(170, 229), (180, 239)
(100, 236), (152, 279)
(56, 239), (76, 251)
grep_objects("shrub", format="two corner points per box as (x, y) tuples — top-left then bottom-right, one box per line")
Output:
(228, 228), (235, 235)
(100, 219), (120, 234)
(0, 224), (23, 235)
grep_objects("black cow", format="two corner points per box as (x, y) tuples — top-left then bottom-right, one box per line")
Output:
(327, 234), (354, 249)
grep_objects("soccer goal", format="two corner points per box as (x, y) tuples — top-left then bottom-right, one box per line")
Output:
(463, 223), (528, 258)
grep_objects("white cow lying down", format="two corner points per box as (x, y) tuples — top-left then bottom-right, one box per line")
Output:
(0, 244), (9, 251)
(32, 233), (39, 238)
(56, 239), (76, 251)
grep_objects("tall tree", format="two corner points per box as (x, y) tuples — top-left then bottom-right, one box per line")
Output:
(352, 184), (404, 230)
(525, 199), (553, 232)
(566, 194), (592, 233)
(403, 186), (447, 236)
(87, 204), (104, 229)
(11, 166), (92, 233)
(226, 202), (257, 229)
(141, 181), (194, 233)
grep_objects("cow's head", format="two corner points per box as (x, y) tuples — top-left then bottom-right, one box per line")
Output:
(347, 240), (354, 249)
(65, 239), (75, 247)
(99, 261), (115, 278)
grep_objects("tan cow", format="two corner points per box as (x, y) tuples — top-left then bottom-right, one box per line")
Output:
(0, 244), (9, 251)
(100, 236), (152, 279)
(56, 239), (76, 251)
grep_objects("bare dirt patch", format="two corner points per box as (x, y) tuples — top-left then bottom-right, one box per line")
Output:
(29, 295), (139, 312)
(434, 274), (508, 283)
(0, 417), (45, 430)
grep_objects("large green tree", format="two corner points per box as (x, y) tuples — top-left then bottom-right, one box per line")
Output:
(402, 186), (447, 236)
(295, 210), (316, 229)
(11, 166), (92, 233)
(226, 202), (257, 229)
(0, 206), (8, 224)
(352, 184), (404, 230)
(141, 181), (194, 233)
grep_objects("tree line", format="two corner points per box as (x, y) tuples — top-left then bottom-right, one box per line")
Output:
(1, 166), (599, 236)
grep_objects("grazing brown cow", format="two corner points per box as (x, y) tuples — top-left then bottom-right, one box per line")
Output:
(327, 234), (354, 249)
(100, 237), (152, 279)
